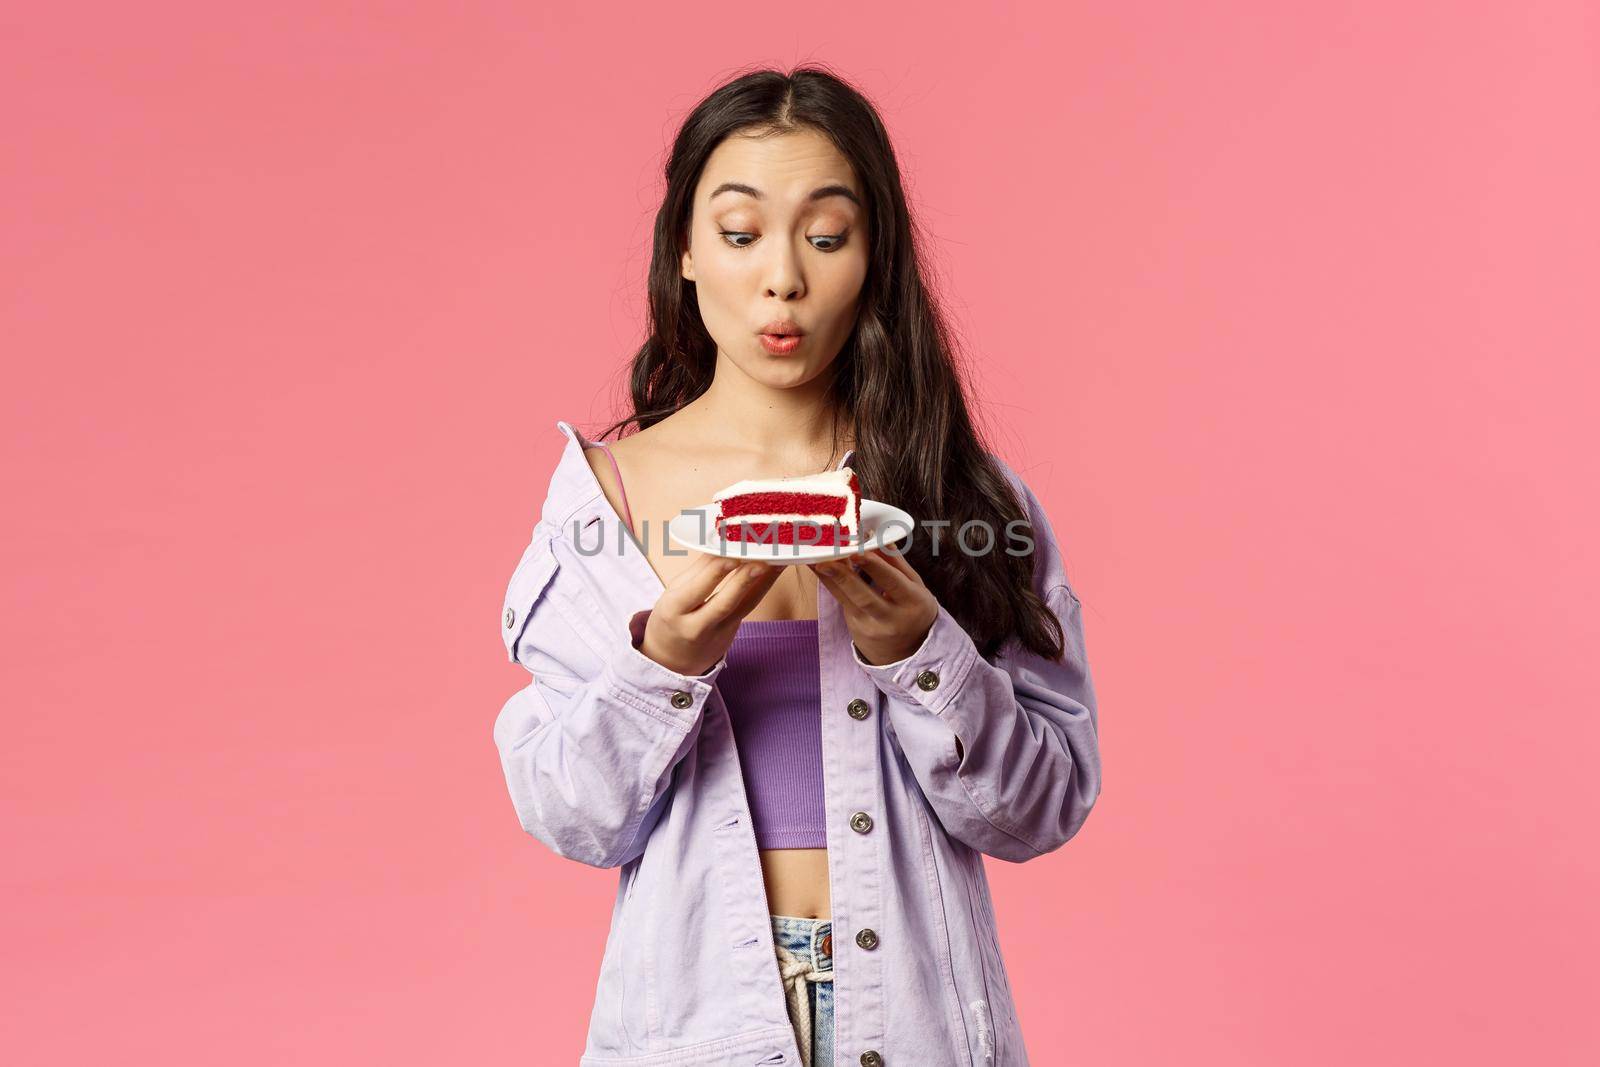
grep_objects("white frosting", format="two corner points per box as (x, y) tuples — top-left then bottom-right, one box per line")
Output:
(717, 511), (858, 535)
(711, 466), (855, 503)
(718, 512), (832, 521)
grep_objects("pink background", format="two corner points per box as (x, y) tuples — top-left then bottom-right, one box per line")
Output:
(4, 3), (1596, 1064)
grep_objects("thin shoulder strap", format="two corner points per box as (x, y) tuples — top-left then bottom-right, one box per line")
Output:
(588, 442), (635, 532)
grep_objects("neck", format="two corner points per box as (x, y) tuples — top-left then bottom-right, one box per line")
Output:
(687, 352), (854, 469)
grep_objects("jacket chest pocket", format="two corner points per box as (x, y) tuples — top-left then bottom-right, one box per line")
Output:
(501, 542), (560, 665)
(548, 520), (639, 656)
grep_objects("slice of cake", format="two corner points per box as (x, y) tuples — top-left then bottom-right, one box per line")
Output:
(712, 467), (862, 546)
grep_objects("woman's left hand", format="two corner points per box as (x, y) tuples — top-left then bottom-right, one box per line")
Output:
(808, 547), (940, 666)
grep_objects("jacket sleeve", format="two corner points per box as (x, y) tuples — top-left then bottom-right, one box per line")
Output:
(492, 527), (728, 869)
(854, 469), (1102, 863)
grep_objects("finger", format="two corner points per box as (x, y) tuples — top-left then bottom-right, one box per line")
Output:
(870, 545), (925, 586)
(727, 562), (787, 616)
(832, 555), (883, 594)
(662, 553), (745, 610)
(811, 559), (885, 616)
(701, 560), (783, 620)
(852, 550), (917, 599)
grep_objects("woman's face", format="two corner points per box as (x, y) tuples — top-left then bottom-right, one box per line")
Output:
(681, 127), (869, 390)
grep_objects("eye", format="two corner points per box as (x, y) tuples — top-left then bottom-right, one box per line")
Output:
(716, 231), (850, 252)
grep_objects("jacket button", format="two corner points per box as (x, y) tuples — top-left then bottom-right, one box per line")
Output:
(860, 1052), (884, 1066)
(503, 606), (516, 629)
(670, 690), (693, 710)
(847, 698), (871, 720)
(850, 811), (873, 834)
(855, 928), (879, 951)
(915, 669), (940, 691)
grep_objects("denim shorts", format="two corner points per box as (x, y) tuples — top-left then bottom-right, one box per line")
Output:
(770, 914), (834, 1067)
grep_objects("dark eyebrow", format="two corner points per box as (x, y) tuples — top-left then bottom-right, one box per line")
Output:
(709, 182), (862, 208)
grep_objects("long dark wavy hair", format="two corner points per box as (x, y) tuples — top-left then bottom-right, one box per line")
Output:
(596, 64), (1066, 663)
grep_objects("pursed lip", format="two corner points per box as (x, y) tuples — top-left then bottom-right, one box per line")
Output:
(757, 320), (805, 337)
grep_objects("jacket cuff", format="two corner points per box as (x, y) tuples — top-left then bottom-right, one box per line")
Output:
(600, 608), (727, 728)
(850, 602), (981, 717)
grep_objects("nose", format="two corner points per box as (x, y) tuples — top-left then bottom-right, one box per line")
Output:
(762, 239), (805, 301)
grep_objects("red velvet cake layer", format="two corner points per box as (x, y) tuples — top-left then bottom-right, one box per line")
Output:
(718, 490), (849, 519)
(721, 520), (851, 545)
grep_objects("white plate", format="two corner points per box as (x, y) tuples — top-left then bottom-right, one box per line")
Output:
(667, 498), (916, 564)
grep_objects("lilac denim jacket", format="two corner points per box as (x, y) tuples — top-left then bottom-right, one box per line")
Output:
(494, 419), (1102, 1067)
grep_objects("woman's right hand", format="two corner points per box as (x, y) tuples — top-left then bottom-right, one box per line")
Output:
(638, 553), (784, 676)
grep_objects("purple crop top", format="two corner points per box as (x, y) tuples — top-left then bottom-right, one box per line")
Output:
(589, 442), (828, 851)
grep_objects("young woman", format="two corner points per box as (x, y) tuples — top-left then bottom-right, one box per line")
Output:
(494, 66), (1102, 1067)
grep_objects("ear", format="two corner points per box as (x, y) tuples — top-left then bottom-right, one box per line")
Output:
(680, 246), (694, 282)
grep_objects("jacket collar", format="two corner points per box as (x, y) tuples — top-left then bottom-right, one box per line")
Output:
(546, 418), (857, 527)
